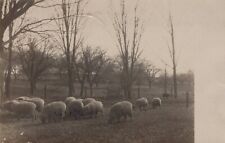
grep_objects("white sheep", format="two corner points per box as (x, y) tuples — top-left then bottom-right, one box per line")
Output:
(23, 97), (45, 112)
(108, 101), (133, 123)
(41, 101), (66, 123)
(76, 98), (83, 102)
(66, 99), (84, 119)
(83, 100), (103, 118)
(82, 98), (95, 106)
(65, 97), (76, 106)
(151, 97), (161, 109)
(1, 100), (18, 112)
(10, 100), (37, 120)
(135, 97), (149, 111)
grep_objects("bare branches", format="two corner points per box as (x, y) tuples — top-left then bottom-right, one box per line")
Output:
(167, 11), (178, 98)
(54, 0), (87, 96)
(112, 0), (144, 98)
(17, 37), (54, 94)
(0, 0), (47, 53)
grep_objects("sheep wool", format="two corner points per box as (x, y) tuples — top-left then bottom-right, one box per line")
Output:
(108, 101), (133, 123)
(82, 98), (95, 106)
(83, 100), (103, 118)
(41, 101), (66, 123)
(135, 97), (149, 111)
(65, 97), (76, 106)
(67, 99), (84, 119)
(11, 100), (37, 120)
(151, 97), (161, 109)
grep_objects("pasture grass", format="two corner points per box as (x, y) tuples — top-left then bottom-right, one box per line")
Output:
(0, 97), (194, 143)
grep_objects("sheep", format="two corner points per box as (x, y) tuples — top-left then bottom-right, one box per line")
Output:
(65, 97), (76, 106)
(83, 100), (103, 118)
(15, 97), (45, 112)
(135, 97), (149, 111)
(66, 99), (84, 119)
(24, 97), (45, 112)
(76, 98), (83, 102)
(10, 100), (37, 120)
(82, 98), (95, 106)
(1, 100), (18, 112)
(151, 97), (161, 109)
(40, 101), (66, 123)
(108, 101), (133, 124)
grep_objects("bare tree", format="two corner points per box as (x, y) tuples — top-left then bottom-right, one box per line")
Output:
(0, 0), (46, 53)
(78, 46), (107, 97)
(54, 0), (87, 97)
(0, 0), (51, 100)
(167, 13), (178, 98)
(113, 0), (143, 99)
(18, 38), (54, 95)
(145, 64), (160, 90)
(134, 61), (146, 98)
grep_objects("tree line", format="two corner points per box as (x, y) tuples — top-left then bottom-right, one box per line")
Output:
(0, 0), (187, 100)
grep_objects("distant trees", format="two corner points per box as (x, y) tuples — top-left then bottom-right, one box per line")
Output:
(18, 38), (54, 95)
(0, 0), (45, 99)
(54, 0), (87, 97)
(75, 46), (108, 97)
(145, 64), (161, 89)
(113, 0), (144, 99)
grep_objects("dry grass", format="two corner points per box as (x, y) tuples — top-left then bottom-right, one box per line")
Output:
(0, 97), (194, 143)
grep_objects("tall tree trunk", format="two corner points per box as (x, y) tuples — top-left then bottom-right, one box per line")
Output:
(89, 82), (93, 97)
(127, 85), (131, 99)
(170, 14), (178, 99)
(5, 22), (13, 98)
(173, 65), (177, 98)
(0, 30), (6, 102)
(164, 68), (167, 94)
(67, 66), (74, 97)
(137, 85), (140, 98)
(80, 80), (84, 97)
(30, 80), (36, 96)
(0, 56), (6, 102)
(127, 80), (132, 99)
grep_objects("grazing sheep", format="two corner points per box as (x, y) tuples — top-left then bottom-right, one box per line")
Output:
(41, 101), (66, 123)
(66, 99), (84, 119)
(108, 101), (133, 124)
(1, 100), (18, 112)
(76, 98), (83, 102)
(83, 100), (103, 118)
(135, 97), (149, 111)
(23, 97), (45, 112)
(10, 100), (37, 120)
(65, 97), (76, 106)
(82, 98), (95, 106)
(152, 97), (161, 109)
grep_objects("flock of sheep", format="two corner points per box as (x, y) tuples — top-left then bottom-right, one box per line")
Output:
(0, 96), (162, 124)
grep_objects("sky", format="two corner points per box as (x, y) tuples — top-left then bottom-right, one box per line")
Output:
(22, 0), (218, 74)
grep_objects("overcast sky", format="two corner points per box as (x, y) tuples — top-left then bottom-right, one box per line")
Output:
(24, 0), (225, 75)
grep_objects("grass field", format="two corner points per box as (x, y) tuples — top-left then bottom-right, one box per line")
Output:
(0, 95), (194, 143)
